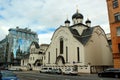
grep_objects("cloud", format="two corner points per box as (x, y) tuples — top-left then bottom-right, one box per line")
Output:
(38, 32), (54, 44)
(0, 0), (110, 44)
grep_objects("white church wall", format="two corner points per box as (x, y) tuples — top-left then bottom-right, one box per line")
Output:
(84, 27), (113, 66)
(45, 27), (85, 66)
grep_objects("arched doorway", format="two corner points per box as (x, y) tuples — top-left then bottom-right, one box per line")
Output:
(56, 56), (65, 65)
(27, 63), (32, 70)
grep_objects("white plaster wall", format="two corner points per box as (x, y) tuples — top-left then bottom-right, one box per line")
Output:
(29, 54), (41, 64)
(84, 27), (113, 66)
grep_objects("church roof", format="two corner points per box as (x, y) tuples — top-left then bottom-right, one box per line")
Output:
(31, 41), (40, 48)
(72, 10), (83, 19)
(69, 27), (94, 45)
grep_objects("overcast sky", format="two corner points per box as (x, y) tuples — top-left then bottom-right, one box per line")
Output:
(0, 0), (110, 44)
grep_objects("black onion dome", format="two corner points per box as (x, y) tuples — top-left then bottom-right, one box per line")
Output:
(72, 11), (83, 19)
(65, 19), (70, 23)
(76, 14), (83, 19)
(85, 19), (91, 24)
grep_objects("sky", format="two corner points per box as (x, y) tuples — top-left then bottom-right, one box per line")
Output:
(0, 0), (110, 44)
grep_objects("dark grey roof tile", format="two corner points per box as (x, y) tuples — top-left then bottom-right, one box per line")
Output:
(69, 27), (94, 45)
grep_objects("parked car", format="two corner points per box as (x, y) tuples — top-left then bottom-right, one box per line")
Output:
(98, 68), (120, 78)
(56, 68), (62, 74)
(40, 67), (52, 73)
(49, 68), (62, 74)
(0, 66), (8, 70)
(8, 67), (22, 71)
(63, 68), (78, 75)
(0, 70), (19, 80)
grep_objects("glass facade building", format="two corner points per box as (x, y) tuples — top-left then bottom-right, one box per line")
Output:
(0, 27), (39, 64)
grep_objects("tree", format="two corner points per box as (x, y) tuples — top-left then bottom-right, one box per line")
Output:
(16, 45), (22, 59)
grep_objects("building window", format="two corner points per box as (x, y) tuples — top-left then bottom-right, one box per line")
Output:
(117, 27), (120, 36)
(77, 47), (80, 62)
(23, 60), (24, 65)
(114, 13), (120, 22)
(56, 48), (57, 62)
(66, 46), (68, 62)
(44, 56), (46, 60)
(33, 57), (34, 60)
(60, 38), (64, 54)
(113, 0), (118, 8)
(48, 52), (50, 64)
(118, 44), (120, 53)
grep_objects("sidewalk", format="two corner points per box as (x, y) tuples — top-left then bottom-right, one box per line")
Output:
(79, 73), (97, 77)
(20, 70), (98, 77)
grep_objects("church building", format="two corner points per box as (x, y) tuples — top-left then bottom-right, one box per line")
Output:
(44, 10), (113, 73)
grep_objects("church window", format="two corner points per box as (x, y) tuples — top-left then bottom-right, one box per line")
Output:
(30, 57), (32, 60)
(114, 13), (120, 22)
(117, 27), (120, 36)
(56, 48), (57, 62)
(33, 57), (34, 60)
(77, 47), (80, 62)
(113, 0), (118, 8)
(23, 60), (24, 65)
(60, 38), (64, 54)
(48, 52), (50, 64)
(44, 56), (46, 60)
(66, 46), (68, 62)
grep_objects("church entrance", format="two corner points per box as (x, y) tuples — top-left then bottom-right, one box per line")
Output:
(56, 56), (65, 65)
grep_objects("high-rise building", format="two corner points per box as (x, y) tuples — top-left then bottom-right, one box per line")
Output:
(106, 0), (120, 68)
(0, 38), (8, 66)
(0, 27), (39, 65)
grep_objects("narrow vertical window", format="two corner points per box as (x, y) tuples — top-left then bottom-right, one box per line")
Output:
(33, 57), (34, 60)
(56, 48), (57, 62)
(48, 52), (50, 64)
(66, 46), (68, 62)
(44, 56), (46, 60)
(118, 44), (120, 53)
(60, 38), (64, 54)
(23, 60), (24, 65)
(77, 47), (80, 62)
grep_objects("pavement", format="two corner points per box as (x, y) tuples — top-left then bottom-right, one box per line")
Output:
(19, 70), (98, 76)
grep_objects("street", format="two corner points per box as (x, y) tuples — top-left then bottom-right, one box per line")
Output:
(14, 71), (120, 80)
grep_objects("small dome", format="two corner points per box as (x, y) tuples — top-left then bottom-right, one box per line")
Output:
(85, 19), (91, 24)
(65, 19), (70, 23)
(72, 10), (83, 19)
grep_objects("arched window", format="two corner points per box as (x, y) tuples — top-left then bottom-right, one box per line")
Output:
(77, 47), (80, 62)
(56, 48), (57, 62)
(60, 38), (64, 54)
(23, 60), (24, 65)
(66, 46), (68, 62)
(48, 52), (50, 64)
